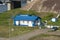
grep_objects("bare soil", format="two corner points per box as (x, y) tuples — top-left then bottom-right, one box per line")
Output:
(33, 36), (60, 40)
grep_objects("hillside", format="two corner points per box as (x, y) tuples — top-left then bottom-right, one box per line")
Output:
(0, 9), (58, 26)
(22, 0), (60, 13)
(0, 8), (60, 37)
(31, 0), (60, 13)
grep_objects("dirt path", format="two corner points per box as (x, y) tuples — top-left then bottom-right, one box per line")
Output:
(0, 38), (7, 40)
(0, 29), (60, 40)
(9, 29), (48, 40)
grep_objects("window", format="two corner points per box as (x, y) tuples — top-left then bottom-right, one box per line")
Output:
(0, 1), (2, 4)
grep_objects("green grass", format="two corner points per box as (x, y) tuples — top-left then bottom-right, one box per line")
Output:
(0, 9), (40, 38)
(46, 18), (60, 26)
(0, 26), (38, 38)
(9, 26), (38, 37)
(0, 8), (58, 26)
(29, 34), (60, 40)
(0, 8), (60, 37)
(0, 26), (9, 38)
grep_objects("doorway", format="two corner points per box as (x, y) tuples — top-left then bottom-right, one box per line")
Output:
(11, 1), (21, 9)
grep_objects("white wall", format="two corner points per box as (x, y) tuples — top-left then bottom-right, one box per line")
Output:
(20, 21), (33, 27)
(15, 20), (41, 27)
(16, 21), (19, 26)
(28, 21), (33, 27)
(15, 20), (33, 27)
(20, 21), (28, 25)
(7, 3), (11, 10)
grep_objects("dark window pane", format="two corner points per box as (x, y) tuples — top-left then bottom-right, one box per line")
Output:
(0, 1), (3, 4)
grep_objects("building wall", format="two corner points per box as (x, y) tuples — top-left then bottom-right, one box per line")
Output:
(34, 20), (41, 26)
(20, 21), (28, 25)
(28, 21), (33, 27)
(0, 4), (7, 13)
(15, 20), (33, 27)
(0, 0), (27, 13)
(11, 0), (27, 9)
(21, 0), (27, 7)
(7, 3), (11, 10)
(14, 20), (41, 27)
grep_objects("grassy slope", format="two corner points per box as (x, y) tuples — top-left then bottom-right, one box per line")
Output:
(0, 9), (40, 37)
(0, 8), (60, 37)
(0, 9), (58, 26)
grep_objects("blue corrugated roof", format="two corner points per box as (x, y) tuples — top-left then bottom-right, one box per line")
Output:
(14, 15), (40, 21)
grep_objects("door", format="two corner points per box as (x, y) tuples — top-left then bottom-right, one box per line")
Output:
(11, 1), (21, 9)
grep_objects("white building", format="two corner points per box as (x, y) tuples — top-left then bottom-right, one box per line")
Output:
(14, 15), (41, 27)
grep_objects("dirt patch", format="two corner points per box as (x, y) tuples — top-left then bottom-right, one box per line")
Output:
(29, 34), (60, 40)
(33, 36), (60, 40)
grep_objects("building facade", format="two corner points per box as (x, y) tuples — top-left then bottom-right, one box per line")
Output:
(14, 15), (41, 27)
(0, 0), (27, 13)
